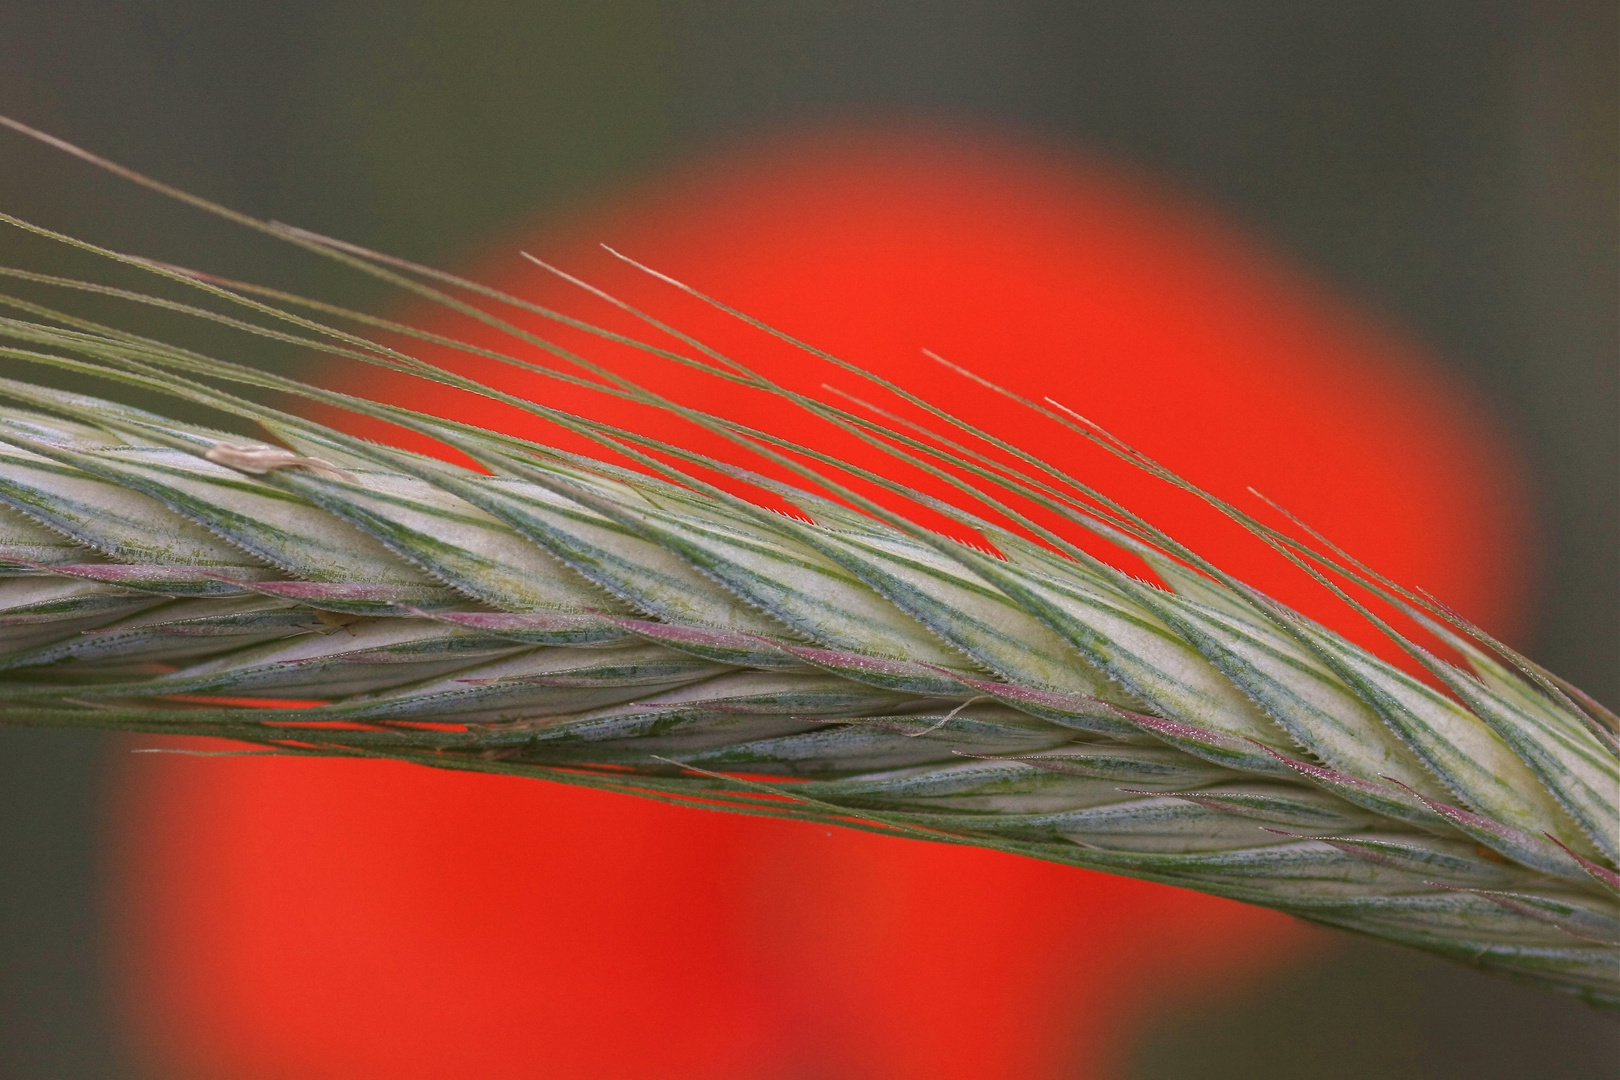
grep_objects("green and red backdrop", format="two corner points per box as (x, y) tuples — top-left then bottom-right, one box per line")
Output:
(2, 6), (1613, 1078)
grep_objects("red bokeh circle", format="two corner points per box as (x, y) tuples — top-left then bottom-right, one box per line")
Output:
(112, 127), (1535, 1080)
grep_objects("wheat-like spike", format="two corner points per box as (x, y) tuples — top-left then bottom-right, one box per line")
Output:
(0, 118), (1616, 1008)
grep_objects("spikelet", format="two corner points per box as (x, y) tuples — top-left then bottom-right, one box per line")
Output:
(0, 116), (1615, 1006)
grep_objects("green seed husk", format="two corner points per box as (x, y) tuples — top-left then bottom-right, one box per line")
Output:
(0, 115), (1615, 1008)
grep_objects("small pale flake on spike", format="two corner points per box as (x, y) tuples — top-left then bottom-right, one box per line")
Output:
(205, 443), (356, 482)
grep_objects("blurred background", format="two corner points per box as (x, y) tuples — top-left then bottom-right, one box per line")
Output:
(0, 2), (1614, 1076)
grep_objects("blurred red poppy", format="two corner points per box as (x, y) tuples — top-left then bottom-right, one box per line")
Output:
(112, 127), (1535, 1079)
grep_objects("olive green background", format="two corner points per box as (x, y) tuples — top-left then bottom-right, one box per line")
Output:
(1, 2), (1615, 1076)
